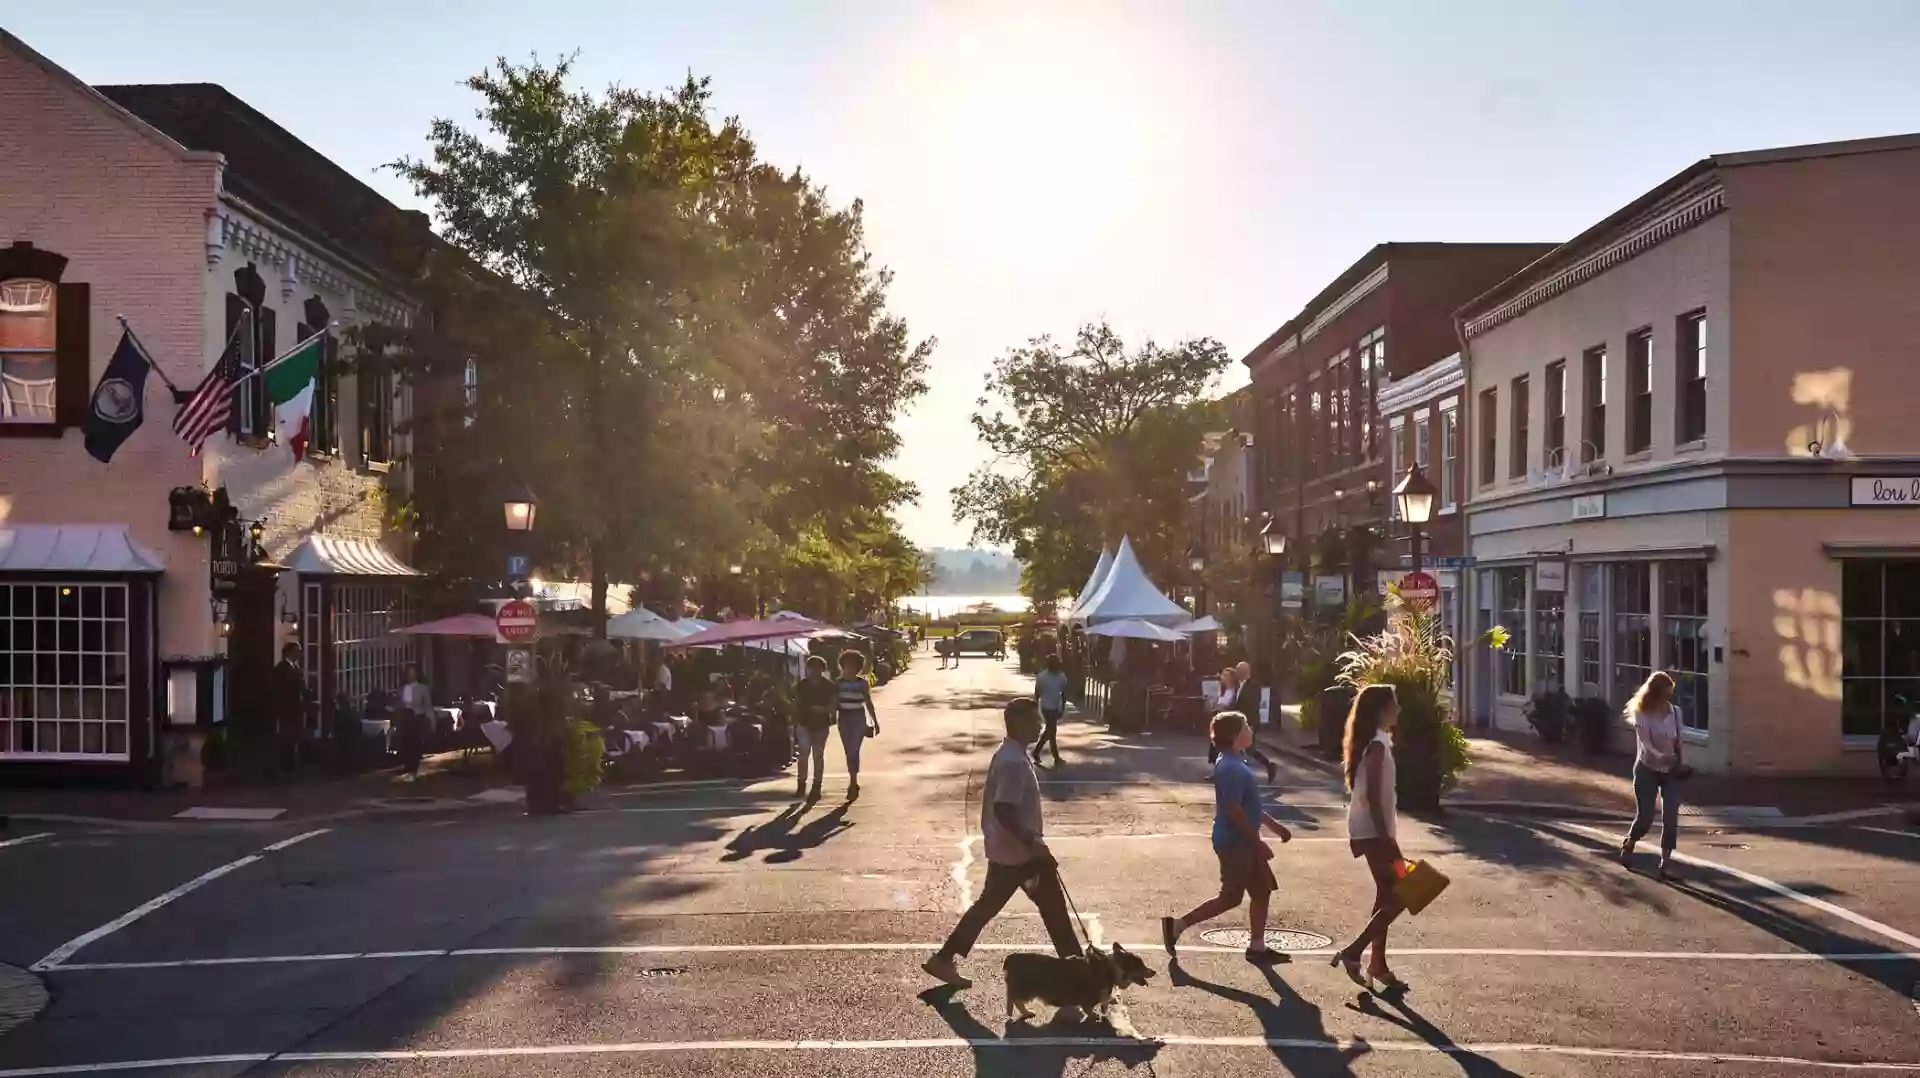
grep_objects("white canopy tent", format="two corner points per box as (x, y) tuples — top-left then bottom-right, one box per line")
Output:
(1073, 536), (1192, 627)
(1063, 546), (1113, 622)
(606, 607), (693, 642)
(1178, 614), (1223, 635)
(1086, 617), (1186, 642)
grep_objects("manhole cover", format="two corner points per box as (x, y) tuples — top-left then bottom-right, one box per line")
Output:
(1199, 928), (1332, 952)
(635, 966), (690, 980)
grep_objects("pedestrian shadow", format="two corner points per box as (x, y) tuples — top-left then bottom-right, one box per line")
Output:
(917, 985), (1161, 1078)
(720, 802), (855, 864)
(1169, 958), (1368, 1076)
(1424, 811), (1670, 912)
(1348, 989), (1525, 1077)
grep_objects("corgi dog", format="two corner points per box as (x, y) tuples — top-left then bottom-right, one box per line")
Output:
(1002, 943), (1155, 1023)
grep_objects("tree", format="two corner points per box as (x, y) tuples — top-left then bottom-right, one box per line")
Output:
(954, 322), (1231, 603)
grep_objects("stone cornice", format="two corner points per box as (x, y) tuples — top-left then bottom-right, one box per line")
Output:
(1302, 263), (1389, 343)
(1378, 353), (1463, 414)
(206, 199), (413, 328)
(1463, 178), (1725, 340)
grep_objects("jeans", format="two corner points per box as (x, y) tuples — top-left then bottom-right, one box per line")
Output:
(796, 725), (829, 790)
(837, 715), (867, 779)
(1035, 707), (1063, 760)
(939, 859), (1082, 960)
(1626, 760), (1681, 854)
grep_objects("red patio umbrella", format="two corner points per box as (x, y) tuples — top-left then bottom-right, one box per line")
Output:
(665, 617), (837, 649)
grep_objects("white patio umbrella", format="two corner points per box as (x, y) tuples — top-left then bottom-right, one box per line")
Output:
(1086, 617), (1187, 642)
(606, 607), (694, 642)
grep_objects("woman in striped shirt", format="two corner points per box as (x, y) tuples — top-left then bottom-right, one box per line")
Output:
(836, 650), (881, 800)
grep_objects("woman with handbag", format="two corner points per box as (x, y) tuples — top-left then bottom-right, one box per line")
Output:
(1330, 683), (1406, 992)
(1620, 670), (1687, 879)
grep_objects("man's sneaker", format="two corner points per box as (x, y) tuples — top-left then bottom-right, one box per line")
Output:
(921, 954), (971, 989)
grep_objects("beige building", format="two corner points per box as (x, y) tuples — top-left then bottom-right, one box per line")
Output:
(0, 32), (421, 780)
(1459, 132), (1920, 776)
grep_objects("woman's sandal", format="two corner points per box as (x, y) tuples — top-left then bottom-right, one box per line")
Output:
(1331, 953), (1372, 991)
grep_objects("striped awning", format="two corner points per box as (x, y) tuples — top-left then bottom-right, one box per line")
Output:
(285, 536), (421, 577)
(0, 525), (165, 573)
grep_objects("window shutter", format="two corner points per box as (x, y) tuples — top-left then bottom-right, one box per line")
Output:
(253, 305), (276, 436)
(320, 334), (338, 453)
(53, 282), (90, 428)
(359, 351), (376, 464)
(223, 294), (245, 434)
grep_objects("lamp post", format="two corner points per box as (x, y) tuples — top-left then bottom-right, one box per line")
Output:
(1186, 543), (1207, 615)
(1393, 462), (1438, 572)
(503, 482), (538, 533)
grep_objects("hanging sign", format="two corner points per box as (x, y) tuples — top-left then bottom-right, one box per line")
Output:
(209, 523), (242, 599)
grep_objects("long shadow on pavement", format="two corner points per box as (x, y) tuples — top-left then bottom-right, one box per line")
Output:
(720, 800), (855, 863)
(1348, 988), (1525, 1077)
(1424, 810), (1672, 913)
(1169, 957), (1367, 1076)
(918, 984), (1161, 1078)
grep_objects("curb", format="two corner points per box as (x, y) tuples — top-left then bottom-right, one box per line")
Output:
(0, 963), (48, 1037)
(1258, 732), (1340, 777)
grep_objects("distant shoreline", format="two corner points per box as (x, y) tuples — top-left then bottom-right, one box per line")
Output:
(898, 594), (1032, 615)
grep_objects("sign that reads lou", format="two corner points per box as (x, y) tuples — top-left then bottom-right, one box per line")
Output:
(1851, 477), (1920, 506)
(495, 598), (538, 644)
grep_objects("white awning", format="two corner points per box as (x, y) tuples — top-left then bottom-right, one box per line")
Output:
(285, 536), (421, 577)
(0, 525), (165, 573)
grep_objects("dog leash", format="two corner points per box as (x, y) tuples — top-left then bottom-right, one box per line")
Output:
(1054, 869), (1096, 952)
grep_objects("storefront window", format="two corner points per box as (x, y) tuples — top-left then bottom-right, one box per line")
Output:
(330, 584), (416, 714)
(1661, 561), (1709, 730)
(1439, 583), (1459, 695)
(0, 582), (130, 759)
(1611, 562), (1652, 707)
(1578, 565), (1604, 691)
(1534, 581), (1566, 692)
(1497, 567), (1528, 696)
(1841, 560), (1920, 738)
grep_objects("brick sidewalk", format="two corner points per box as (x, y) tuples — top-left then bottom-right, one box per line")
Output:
(1261, 706), (1918, 820)
(0, 751), (514, 824)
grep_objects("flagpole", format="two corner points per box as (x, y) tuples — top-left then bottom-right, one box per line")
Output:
(229, 325), (331, 389)
(113, 315), (183, 394)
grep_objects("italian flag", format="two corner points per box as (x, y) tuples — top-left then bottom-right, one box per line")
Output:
(263, 333), (323, 461)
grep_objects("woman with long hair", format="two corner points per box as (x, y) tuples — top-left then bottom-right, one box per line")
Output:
(1330, 683), (1405, 992)
(1620, 670), (1685, 878)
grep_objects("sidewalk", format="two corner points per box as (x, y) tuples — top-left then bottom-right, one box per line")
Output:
(1259, 706), (1920, 823)
(0, 751), (519, 826)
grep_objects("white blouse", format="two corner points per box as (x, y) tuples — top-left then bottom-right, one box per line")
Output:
(1346, 731), (1398, 841)
(1633, 706), (1681, 771)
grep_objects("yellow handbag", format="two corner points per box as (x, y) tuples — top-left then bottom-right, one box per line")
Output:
(1393, 859), (1451, 916)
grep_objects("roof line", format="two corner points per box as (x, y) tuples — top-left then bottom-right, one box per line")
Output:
(1712, 131), (1920, 168)
(0, 30), (223, 168)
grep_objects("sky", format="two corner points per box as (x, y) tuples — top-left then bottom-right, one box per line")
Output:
(15, 1), (1920, 550)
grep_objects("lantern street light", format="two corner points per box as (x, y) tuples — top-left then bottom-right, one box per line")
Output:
(503, 482), (538, 533)
(1258, 517), (1288, 558)
(1186, 544), (1207, 574)
(1393, 463), (1439, 572)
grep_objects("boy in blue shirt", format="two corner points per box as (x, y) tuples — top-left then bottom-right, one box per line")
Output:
(1161, 710), (1292, 964)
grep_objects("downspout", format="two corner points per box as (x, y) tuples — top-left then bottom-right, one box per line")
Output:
(1452, 310), (1481, 731)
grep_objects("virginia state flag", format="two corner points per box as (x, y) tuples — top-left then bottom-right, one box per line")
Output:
(83, 330), (151, 463)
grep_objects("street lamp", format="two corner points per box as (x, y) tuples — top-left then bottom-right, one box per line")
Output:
(1186, 544), (1207, 574)
(503, 482), (538, 532)
(1258, 517), (1288, 558)
(1393, 463), (1439, 571)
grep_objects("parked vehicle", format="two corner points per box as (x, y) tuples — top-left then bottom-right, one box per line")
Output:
(936, 628), (1007, 660)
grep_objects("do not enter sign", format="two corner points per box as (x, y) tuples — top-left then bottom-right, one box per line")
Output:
(1398, 570), (1439, 611)
(495, 599), (538, 644)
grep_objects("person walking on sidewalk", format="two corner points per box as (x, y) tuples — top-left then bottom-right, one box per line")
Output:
(1162, 711), (1293, 965)
(1206, 668), (1278, 783)
(1033, 653), (1069, 767)
(397, 663), (432, 783)
(1620, 670), (1686, 879)
(794, 655), (836, 801)
(835, 650), (881, 800)
(1330, 683), (1406, 993)
(924, 697), (1085, 995)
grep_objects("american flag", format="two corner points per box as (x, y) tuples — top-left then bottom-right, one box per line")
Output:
(173, 320), (244, 454)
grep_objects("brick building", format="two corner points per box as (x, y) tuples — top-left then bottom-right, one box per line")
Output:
(0, 31), (427, 780)
(1240, 243), (1552, 667)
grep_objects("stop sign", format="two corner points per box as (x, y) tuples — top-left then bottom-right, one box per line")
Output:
(1398, 570), (1439, 611)
(495, 598), (538, 644)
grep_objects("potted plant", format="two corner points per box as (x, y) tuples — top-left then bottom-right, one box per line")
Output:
(506, 654), (586, 815)
(1525, 688), (1573, 745)
(1572, 696), (1614, 755)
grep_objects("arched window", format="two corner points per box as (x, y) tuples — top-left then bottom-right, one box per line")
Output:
(0, 278), (56, 422)
(462, 357), (477, 427)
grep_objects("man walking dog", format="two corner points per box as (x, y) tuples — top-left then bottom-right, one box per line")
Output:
(924, 696), (1083, 993)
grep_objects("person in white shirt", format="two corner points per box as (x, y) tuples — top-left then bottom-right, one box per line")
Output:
(923, 697), (1082, 994)
(397, 663), (432, 783)
(1032, 653), (1070, 767)
(1331, 683), (1406, 992)
(1620, 670), (1685, 879)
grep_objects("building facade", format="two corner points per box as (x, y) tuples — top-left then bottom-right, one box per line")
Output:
(1458, 133), (1920, 776)
(1376, 351), (1469, 685)
(0, 32), (423, 780)
(1242, 243), (1551, 668)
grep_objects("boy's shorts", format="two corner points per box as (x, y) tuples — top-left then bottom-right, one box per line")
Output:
(1214, 843), (1277, 903)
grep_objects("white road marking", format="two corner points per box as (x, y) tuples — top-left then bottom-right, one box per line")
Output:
(4, 1037), (1917, 1075)
(42, 944), (1920, 973)
(29, 829), (330, 972)
(0, 831), (52, 850)
(1859, 825), (1920, 841)
(950, 834), (976, 911)
(1555, 821), (1920, 951)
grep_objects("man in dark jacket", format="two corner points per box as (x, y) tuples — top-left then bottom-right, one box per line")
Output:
(269, 642), (308, 777)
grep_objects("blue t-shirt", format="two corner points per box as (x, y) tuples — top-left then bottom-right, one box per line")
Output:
(1211, 752), (1265, 850)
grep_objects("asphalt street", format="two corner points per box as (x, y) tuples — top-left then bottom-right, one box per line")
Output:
(3, 654), (1919, 1077)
